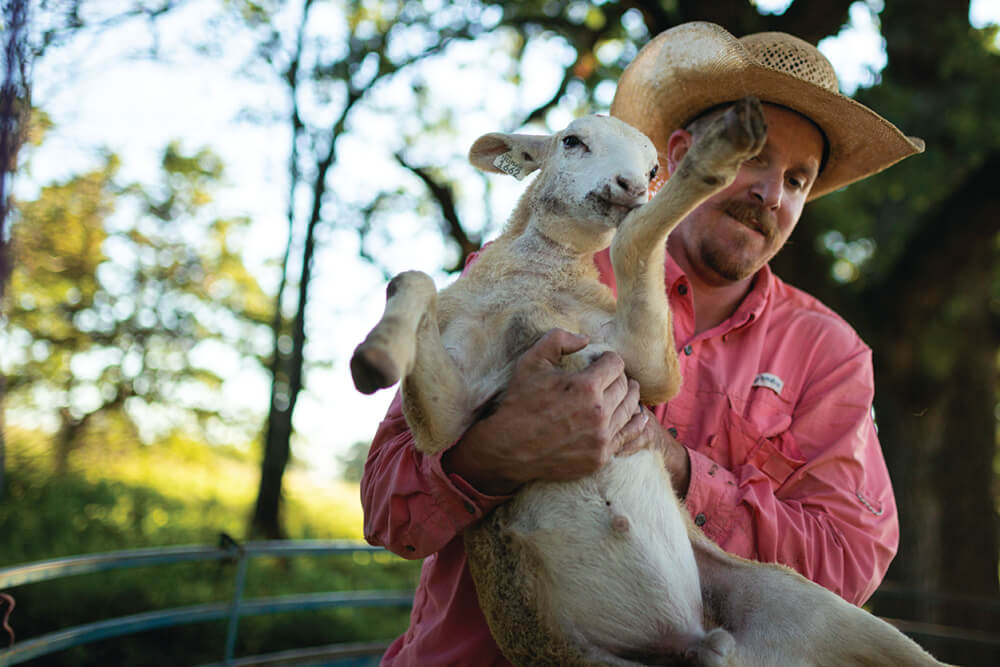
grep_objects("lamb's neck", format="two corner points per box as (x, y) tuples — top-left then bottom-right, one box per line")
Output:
(523, 212), (613, 252)
(509, 228), (593, 273)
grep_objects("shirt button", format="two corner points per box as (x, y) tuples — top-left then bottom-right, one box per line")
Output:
(677, 284), (688, 295)
(668, 427), (678, 438)
(683, 345), (693, 356)
(694, 513), (707, 527)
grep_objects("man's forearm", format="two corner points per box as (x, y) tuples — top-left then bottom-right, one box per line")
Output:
(441, 419), (522, 496)
(361, 393), (506, 558)
(660, 425), (692, 497)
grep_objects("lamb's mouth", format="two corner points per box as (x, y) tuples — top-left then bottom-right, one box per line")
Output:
(589, 192), (642, 222)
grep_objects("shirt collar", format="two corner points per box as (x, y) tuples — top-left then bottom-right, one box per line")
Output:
(731, 263), (773, 330)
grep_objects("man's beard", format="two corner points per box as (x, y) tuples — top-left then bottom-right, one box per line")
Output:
(700, 199), (776, 282)
(700, 238), (758, 282)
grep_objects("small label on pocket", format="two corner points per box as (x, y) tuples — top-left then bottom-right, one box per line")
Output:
(752, 372), (784, 396)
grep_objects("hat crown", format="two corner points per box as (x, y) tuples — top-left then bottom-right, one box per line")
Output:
(609, 22), (923, 201)
(738, 32), (840, 94)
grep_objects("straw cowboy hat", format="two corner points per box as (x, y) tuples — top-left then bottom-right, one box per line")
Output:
(610, 21), (924, 200)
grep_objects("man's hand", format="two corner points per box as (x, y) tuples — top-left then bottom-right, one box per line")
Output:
(442, 328), (648, 496)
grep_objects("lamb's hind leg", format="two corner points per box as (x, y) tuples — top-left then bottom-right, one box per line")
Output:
(351, 271), (467, 454)
(610, 97), (767, 405)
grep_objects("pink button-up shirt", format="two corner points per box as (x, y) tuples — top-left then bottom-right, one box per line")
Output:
(360, 250), (899, 666)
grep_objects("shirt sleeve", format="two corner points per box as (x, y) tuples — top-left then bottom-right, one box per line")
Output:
(682, 344), (898, 606)
(360, 391), (512, 559)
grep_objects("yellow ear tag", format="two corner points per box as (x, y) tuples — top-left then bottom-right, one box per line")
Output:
(493, 152), (526, 181)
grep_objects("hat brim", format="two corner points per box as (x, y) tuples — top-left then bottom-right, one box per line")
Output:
(610, 22), (924, 201)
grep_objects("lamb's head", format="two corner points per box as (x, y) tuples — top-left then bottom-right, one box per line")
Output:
(469, 116), (659, 252)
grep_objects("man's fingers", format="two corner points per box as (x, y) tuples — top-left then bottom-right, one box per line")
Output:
(582, 350), (627, 390)
(524, 328), (590, 366)
(616, 407), (650, 457)
(599, 369), (630, 413)
(609, 378), (641, 430)
(607, 376), (638, 420)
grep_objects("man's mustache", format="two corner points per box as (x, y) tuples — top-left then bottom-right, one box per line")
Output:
(719, 199), (777, 240)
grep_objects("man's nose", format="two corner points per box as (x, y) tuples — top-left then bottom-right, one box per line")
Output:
(749, 170), (782, 209)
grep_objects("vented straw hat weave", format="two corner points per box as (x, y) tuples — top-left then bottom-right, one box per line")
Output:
(610, 22), (924, 201)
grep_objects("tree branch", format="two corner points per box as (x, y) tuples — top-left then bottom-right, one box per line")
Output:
(36, 0), (190, 57)
(673, 0), (854, 42)
(395, 152), (480, 272)
(0, 0), (30, 300)
(507, 4), (628, 126)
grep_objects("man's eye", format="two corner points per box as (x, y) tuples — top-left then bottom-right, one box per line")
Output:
(562, 135), (585, 150)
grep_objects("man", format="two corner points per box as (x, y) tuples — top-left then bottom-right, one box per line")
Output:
(361, 22), (924, 666)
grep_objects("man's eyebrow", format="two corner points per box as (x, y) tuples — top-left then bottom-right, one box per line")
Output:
(790, 160), (820, 182)
(755, 143), (821, 181)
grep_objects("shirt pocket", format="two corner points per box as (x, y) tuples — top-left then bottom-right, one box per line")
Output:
(708, 392), (804, 491)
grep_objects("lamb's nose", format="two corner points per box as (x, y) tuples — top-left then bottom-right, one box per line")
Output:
(616, 175), (646, 199)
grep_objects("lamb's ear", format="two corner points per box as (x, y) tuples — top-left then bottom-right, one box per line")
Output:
(468, 132), (550, 181)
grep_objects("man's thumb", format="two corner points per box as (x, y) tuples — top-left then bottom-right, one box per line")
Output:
(527, 328), (590, 365)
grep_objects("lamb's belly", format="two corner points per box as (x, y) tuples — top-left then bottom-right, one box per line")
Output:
(507, 450), (705, 654)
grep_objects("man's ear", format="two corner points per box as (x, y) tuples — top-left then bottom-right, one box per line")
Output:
(666, 129), (694, 176)
(468, 132), (551, 181)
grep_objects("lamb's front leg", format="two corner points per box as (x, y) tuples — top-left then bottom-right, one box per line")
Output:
(611, 97), (767, 404)
(351, 271), (468, 454)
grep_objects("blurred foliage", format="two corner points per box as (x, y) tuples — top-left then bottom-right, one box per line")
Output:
(337, 439), (372, 483)
(2, 425), (367, 560)
(0, 427), (418, 665)
(4, 143), (272, 473)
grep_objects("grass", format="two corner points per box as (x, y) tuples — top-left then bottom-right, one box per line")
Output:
(0, 428), (419, 666)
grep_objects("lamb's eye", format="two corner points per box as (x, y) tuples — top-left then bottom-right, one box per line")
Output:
(649, 165), (658, 181)
(562, 135), (584, 149)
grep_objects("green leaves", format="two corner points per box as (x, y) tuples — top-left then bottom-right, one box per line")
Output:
(5, 143), (270, 467)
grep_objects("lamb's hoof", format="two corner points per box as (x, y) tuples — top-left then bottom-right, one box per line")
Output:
(686, 627), (735, 667)
(681, 97), (767, 189)
(351, 344), (400, 394)
(722, 96), (767, 160)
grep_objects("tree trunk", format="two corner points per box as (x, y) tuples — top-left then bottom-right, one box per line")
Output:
(0, 374), (6, 498)
(250, 201), (321, 539)
(248, 1), (314, 539)
(249, 167), (296, 539)
(251, 386), (293, 539)
(53, 407), (83, 475)
(0, 0), (32, 498)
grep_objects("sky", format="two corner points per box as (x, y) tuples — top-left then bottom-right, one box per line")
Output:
(10, 0), (1000, 478)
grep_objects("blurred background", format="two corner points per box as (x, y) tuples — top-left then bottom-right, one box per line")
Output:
(0, 0), (997, 664)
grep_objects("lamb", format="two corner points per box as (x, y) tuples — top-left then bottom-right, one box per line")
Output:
(351, 98), (943, 666)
